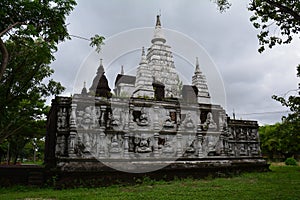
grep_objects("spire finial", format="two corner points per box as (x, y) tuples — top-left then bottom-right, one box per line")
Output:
(84, 81), (86, 88)
(156, 15), (161, 27)
(140, 47), (147, 64)
(121, 65), (124, 75)
(195, 57), (200, 73)
(81, 81), (88, 95)
(97, 58), (104, 75)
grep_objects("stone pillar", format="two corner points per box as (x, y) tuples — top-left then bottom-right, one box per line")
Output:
(176, 108), (181, 130)
(68, 104), (77, 157)
(100, 105), (106, 128)
(153, 106), (160, 131)
(124, 133), (129, 158)
(129, 104), (135, 130)
(99, 128), (106, 158)
(153, 133), (160, 157)
(219, 134), (225, 156)
(197, 134), (204, 158)
(176, 133), (183, 157)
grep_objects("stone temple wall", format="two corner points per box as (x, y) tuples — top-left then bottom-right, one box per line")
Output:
(45, 95), (265, 173)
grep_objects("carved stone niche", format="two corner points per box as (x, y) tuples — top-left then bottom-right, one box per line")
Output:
(238, 143), (248, 156)
(249, 143), (259, 156)
(57, 107), (68, 131)
(161, 135), (175, 157)
(181, 111), (196, 130)
(76, 106), (98, 130)
(248, 128), (258, 141)
(109, 134), (122, 158)
(133, 133), (153, 157)
(227, 142), (235, 156)
(204, 135), (219, 156)
(183, 135), (196, 157)
(202, 112), (217, 131)
(133, 107), (150, 127)
(163, 111), (176, 129)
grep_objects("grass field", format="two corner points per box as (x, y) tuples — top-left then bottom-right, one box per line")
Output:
(0, 164), (299, 200)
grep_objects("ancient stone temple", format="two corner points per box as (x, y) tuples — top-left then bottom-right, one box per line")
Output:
(45, 16), (267, 181)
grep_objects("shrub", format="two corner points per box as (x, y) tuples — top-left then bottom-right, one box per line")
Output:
(284, 157), (298, 166)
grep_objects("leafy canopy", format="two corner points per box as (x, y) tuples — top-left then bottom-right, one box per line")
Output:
(0, 0), (77, 79)
(0, 0), (76, 144)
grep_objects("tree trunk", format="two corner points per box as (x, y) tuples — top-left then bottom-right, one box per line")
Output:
(0, 38), (8, 80)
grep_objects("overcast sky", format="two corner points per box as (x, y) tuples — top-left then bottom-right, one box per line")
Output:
(50, 0), (300, 125)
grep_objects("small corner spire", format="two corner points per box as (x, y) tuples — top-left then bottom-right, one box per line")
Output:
(81, 81), (88, 95)
(121, 65), (124, 75)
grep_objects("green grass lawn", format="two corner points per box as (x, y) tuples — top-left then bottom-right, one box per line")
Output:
(0, 165), (299, 200)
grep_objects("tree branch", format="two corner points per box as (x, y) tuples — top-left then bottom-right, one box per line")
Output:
(265, 0), (300, 22)
(0, 22), (24, 37)
(0, 38), (9, 80)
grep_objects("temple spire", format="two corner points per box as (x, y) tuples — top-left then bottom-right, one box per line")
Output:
(89, 58), (106, 93)
(133, 47), (154, 98)
(192, 57), (210, 104)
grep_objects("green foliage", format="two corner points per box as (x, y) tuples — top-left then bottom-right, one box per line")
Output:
(248, 0), (300, 53)
(0, 0), (76, 161)
(0, 0), (77, 79)
(259, 122), (300, 160)
(285, 157), (298, 166)
(90, 34), (105, 53)
(214, 1), (300, 53)
(210, 0), (231, 12)
(272, 65), (300, 123)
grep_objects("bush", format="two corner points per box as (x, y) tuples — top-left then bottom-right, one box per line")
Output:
(284, 157), (298, 166)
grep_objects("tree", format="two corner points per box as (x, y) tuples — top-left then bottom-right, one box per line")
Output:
(0, 0), (77, 80)
(212, 1), (300, 52)
(0, 0), (76, 144)
(248, 0), (300, 53)
(259, 122), (300, 160)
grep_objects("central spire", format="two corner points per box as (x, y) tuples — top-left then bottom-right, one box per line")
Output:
(151, 15), (166, 44)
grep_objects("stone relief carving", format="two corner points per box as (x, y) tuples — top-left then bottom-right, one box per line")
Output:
(162, 135), (174, 155)
(182, 111), (195, 129)
(52, 97), (262, 161)
(135, 134), (152, 153)
(203, 112), (217, 131)
(109, 135), (122, 154)
(55, 135), (65, 156)
(163, 115), (175, 128)
(184, 135), (196, 155)
(57, 107), (67, 131)
(77, 106), (98, 130)
(137, 108), (150, 126)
